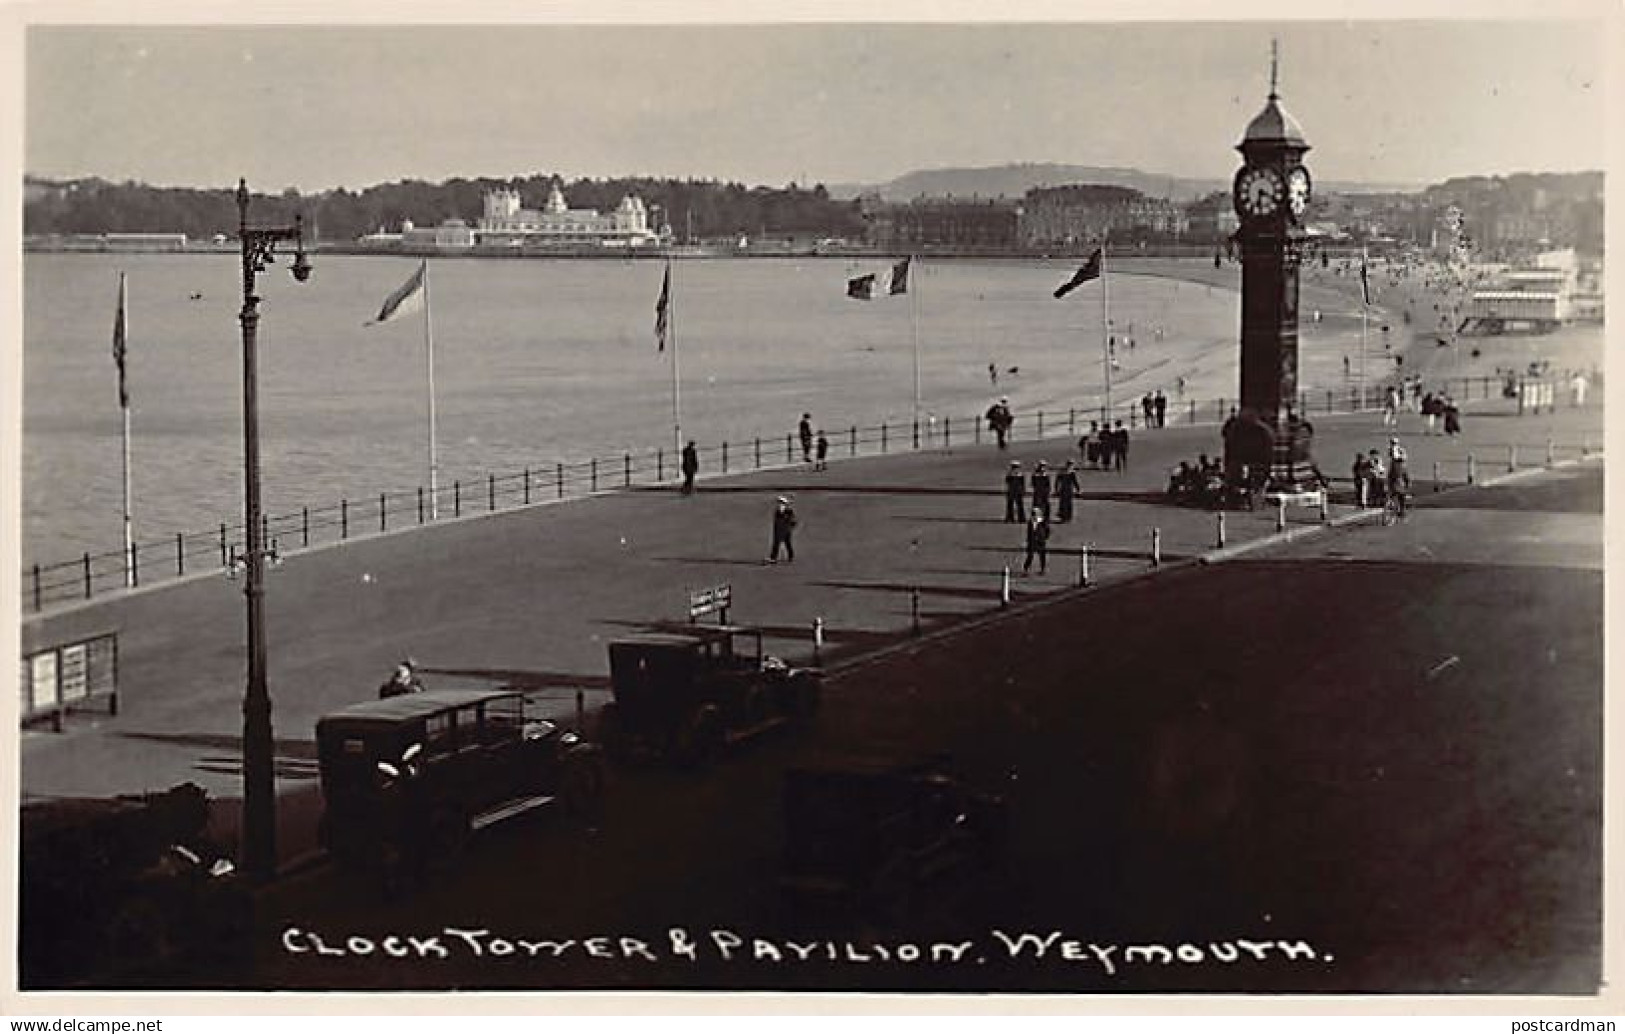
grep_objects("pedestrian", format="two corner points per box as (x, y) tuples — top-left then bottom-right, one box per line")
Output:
(378, 659), (424, 699)
(1141, 392), (1155, 427)
(1113, 421), (1130, 472)
(986, 397), (1014, 449)
(681, 440), (699, 494)
(814, 430), (829, 471)
(799, 413), (814, 463)
(1022, 511), (1050, 576)
(1153, 390), (1168, 428)
(1443, 397), (1461, 437)
(1421, 392), (1438, 434)
(1571, 371), (1589, 407)
(1382, 385), (1400, 426)
(1004, 461), (1026, 523)
(1081, 421), (1101, 469)
(766, 495), (798, 564)
(989, 361), (998, 386)
(1030, 461), (1052, 519)
(1056, 460), (1079, 523)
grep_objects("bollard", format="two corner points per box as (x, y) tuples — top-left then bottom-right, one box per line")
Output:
(1319, 490), (1330, 523)
(176, 533), (185, 576)
(1467, 454), (1476, 484)
(1000, 566), (1011, 606)
(1507, 444), (1516, 473)
(1433, 461), (1441, 493)
(1546, 440), (1555, 467)
(812, 617), (824, 663)
(1150, 527), (1161, 567)
(911, 587), (921, 635)
(1216, 511), (1227, 548)
(1275, 497), (1286, 533)
(1079, 543), (1092, 587)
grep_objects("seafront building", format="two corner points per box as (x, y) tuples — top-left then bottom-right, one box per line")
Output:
(358, 183), (659, 251)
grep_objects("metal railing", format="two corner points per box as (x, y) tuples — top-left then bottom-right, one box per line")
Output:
(21, 374), (1578, 613)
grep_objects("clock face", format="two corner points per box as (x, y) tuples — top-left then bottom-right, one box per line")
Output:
(1234, 167), (1285, 220)
(1287, 167), (1312, 219)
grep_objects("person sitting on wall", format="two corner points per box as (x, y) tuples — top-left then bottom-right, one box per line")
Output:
(379, 659), (424, 699)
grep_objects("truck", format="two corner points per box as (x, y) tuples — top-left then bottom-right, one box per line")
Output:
(315, 687), (605, 890)
(598, 624), (821, 767)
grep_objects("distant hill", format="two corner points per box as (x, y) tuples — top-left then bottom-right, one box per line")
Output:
(828, 163), (1424, 202)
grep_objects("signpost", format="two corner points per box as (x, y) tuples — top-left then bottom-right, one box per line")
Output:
(688, 583), (733, 624)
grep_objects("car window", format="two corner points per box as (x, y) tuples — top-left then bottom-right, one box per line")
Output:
(424, 712), (454, 753)
(454, 705), (482, 748)
(484, 696), (524, 743)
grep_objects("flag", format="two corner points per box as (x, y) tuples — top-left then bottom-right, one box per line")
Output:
(1053, 249), (1103, 299)
(368, 261), (426, 325)
(1359, 253), (1372, 306)
(848, 257), (912, 300)
(112, 272), (128, 408)
(655, 261), (671, 351)
(887, 256), (911, 295)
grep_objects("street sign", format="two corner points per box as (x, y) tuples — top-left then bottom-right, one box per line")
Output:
(688, 583), (733, 621)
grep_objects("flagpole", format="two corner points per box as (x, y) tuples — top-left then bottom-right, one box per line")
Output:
(119, 272), (134, 588)
(911, 254), (921, 446)
(1359, 246), (1368, 412)
(423, 260), (439, 520)
(670, 259), (682, 457)
(1101, 237), (1112, 422)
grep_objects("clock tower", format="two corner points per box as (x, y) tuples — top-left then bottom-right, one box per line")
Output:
(1231, 46), (1312, 444)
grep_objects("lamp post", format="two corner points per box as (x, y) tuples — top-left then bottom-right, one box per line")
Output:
(235, 178), (311, 883)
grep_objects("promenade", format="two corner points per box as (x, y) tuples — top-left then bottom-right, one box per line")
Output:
(20, 394), (1603, 869)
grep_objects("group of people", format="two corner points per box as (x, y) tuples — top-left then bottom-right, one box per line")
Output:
(1138, 390), (1171, 428)
(1003, 459), (1082, 525)
(1352, 436), (1411, 510)
(1078, 421), (1131, 471)
(797, 413), (830, 471)
(1381, 382), (1462, 437)
(1165, 454), (1227, 508)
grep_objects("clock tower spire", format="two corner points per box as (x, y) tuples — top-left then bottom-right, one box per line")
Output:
(1227, 43), (1315, 487)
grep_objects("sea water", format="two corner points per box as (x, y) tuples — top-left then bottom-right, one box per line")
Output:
(23, 253), (1370, 569)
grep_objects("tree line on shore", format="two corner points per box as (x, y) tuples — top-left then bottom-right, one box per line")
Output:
(23, 174), (870, 243)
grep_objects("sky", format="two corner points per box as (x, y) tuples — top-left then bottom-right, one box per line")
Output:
(20, 9), (1613, 194)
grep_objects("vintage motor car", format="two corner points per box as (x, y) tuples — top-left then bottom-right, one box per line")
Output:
(599, 624), (820, 767)
(779, 755), (1007, 930)
(316, 688), (604, 885)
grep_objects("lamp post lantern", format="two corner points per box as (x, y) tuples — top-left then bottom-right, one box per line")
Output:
(235, 178), (311, 882)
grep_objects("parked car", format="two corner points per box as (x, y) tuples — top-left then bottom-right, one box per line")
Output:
(315, 688), (604, 888)
(779, 755), (1006, 930)
(19, 782), (247, 988)
(599, 624), (820, 767)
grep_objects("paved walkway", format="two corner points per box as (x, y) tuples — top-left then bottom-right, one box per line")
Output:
(19, 394), (1602, 864)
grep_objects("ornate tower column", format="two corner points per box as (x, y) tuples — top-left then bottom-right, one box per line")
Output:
(1231, 47), (1313, 430)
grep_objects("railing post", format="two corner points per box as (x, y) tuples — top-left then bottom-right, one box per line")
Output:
(1507, 445), (1517, 473)
(129, 544), (139, 588)
(524, 468), (531, 505)
(381, 492), (388, 532)
(754, 437), (761, 468)
(417, 489), (424, 524)
(624, 453), (632, 488)
(1038, 411), (1045, 439)
(455, 481), (462, 517)
(1326, 389), (1333, 412)
(975, 416), (981, 445)
(1068, 407), (1076, 435)
(1189, 399), (1196, 425)
(591, 459), (598, 492)
(1467, 455), (1476, 484)
(912, 419), (920, 450)
(32, 564), (40, 612)
(657, 450), (664, 482)
(303, 506), (311, 545)
(722, 442), (729, 473)
(850, 425), (857, 456)
(557, 463), (564, 498)
(945, 416), (952, 448)
(83, 552), (92, 600)
(882, 423), (889, 453)
(911, 587), (921, 635)
(489, 474), (497, 510)
(786, 433), (793, 463)
(341, 499), (349, 540)
(220, 523), (228, 567)
(177, 533), (185, 577)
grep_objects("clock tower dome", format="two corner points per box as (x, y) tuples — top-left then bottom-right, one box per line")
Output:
(1232, 44), (1312, 439)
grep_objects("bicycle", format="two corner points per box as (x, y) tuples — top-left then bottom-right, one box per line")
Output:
(1381, 478), (1411, 525)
